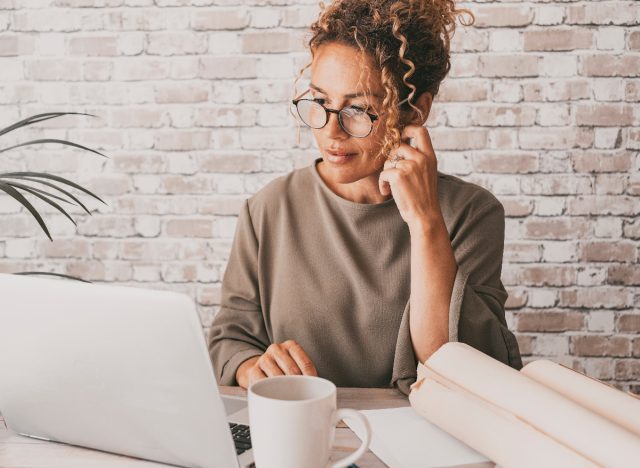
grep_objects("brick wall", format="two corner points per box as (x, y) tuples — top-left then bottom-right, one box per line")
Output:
(0, 0), (638, 392)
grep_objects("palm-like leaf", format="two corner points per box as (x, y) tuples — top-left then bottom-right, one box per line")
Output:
(14, 271), (92, 283)
(0, 112), (108, 241)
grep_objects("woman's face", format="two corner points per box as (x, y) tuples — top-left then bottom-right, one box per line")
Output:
(308, 42), (389, 185)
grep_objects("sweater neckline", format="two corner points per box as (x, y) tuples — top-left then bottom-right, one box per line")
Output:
(310, 157), (398, 212)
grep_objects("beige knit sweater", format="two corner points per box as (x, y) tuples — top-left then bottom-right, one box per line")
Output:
(208, 158), (522, 395)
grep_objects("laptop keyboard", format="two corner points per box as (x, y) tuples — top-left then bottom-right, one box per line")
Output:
(229, 422), (252, 455)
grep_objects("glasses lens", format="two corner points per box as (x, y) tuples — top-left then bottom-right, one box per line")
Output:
(340, 106), (373, 137)
(296, 100), (326, 129)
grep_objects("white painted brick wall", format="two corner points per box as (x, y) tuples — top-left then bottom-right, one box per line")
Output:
(0, 0), (638, 391)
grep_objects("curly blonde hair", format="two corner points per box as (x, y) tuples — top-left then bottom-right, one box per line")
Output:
(294, 0), (474, 161)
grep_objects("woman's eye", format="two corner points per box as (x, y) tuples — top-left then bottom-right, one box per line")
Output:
(348, 105), (367, 113)
(312, 98), (326, 105)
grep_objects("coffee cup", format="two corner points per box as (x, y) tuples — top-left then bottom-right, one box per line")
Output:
(248, 375), (372, 468)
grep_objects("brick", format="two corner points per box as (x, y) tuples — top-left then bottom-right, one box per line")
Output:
(490, 81), (521, 103)
(113, 58), (170, 81)
(537, 104), (570, 126)
(504, 242), (541, 262)
(533, 198), (565, 217)
(250, 8), (281, 28)
(197, 153), (261, 173)
(68, 36), (118, 56)
(479, 55), (539, 78)
(567, 2), (639, 26)
(26, 59), (82, 81)
(242, 31), (294, 53)
(473, 152), (538, 174)
(608, 266), (640, 286)
(83, 61), (111, 81)
(449, 55), (479, 78)
(615, 361), (640, 380)
(502, 199), (534, 217)
(534, 6), (565, 26)
(471, 105), (536, 127)
(191, 9), (250, 30)
(523, 29), (593, 51)
(194, 107), (257, 127)
(594, 128), (623, 149)
(147, 32), (207, 55)
(575, 104), (633, 126)
(634, 339), (640, 358)
(572, 336), (630, 357)
(626, 83), (640, 102)
(154, 130), (210, 151)
(521, 175), (592, 195)
(165, 219), (214, 238)
(594, 217), (623, 237)
(623, 219), (640, 239)
(517, 311), (584, 332)
(618, 314), (640, 333)
(583, 241), (637, 262)
(436, 79), (489, 102)
(572, 151), (634, 172)
(542, 55), (577, 78)
(580, 55), (640, 77)
(630, 31), (640, 50)
(155, 82), (209, 103)
(587, 311), (615, 332)
(596, 27), (626, 50)
(200, 56), (257, 79)
(560, 287), (632, 309)
(519, 265), (576, 287)
(473, 5), (533, 28)
(428, 129), (487, 151)
(518, 128), (589, 150)
(568, 196), (639, 216)
(523, 79), (590, 102)
(532, 334), (568, 355)
(453, 28), (489, 53)
(524, 218), (589, 240)
(110, 109), (166, 128)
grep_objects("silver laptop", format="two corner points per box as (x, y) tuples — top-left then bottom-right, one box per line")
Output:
(0, 273), (254, 468)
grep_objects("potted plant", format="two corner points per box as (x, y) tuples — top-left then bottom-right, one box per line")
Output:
(1, 112), (107, 281)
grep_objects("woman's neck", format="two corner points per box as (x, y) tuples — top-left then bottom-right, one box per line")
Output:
(316, 160), (393, 205)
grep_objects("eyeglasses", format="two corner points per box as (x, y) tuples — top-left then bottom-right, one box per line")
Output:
(291, 89), (412, 138)
(292, 89), (380, 138)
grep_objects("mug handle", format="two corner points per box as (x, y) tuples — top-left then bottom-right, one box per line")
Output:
(329, 408), (372, 468)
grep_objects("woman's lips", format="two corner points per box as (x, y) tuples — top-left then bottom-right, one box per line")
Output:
(326, 149), (357, 163)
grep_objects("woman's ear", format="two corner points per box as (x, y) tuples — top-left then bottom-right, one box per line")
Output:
(402, 92), (433, 126)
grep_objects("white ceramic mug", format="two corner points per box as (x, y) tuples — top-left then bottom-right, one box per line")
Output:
(248, 375), (372, 468)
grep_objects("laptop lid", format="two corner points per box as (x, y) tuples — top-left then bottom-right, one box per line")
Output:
(0, 273), (240, 468)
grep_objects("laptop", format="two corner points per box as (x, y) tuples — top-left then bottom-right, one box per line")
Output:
(0, 273), (255, 468)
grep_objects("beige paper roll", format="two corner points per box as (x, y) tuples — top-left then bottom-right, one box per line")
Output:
(522, 359), (640, 437)
(410, 378), (596, 468)
(421, 342), (640, 467)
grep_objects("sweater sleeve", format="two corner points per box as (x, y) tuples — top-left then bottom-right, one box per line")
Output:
(391, 198), (522, 396)
(207, 200), (270, 385)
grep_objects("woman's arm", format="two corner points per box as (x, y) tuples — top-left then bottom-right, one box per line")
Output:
(408, 216), (456, 363)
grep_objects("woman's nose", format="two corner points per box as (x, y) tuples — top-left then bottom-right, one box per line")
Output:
(324, 111), (348, 139)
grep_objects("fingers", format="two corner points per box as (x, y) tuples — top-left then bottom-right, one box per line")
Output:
(401, 125), (435, 159)
(257, 354), (285, 377)
(269, 343), (303, 375)
(282, 340), (318, 376)
(248, 365), (267, 387)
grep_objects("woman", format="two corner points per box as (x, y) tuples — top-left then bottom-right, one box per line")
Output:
(208, 0), (522, 395)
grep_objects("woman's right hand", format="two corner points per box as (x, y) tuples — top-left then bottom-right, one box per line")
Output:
(235, 340), (318, 389)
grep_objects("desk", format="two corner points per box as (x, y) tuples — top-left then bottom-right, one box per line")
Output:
(0, 387), (493, 467)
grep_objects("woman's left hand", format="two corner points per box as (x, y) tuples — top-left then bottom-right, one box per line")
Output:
(378, 124), (443, 233)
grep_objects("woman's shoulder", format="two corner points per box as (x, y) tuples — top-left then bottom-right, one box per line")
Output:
(437, 171), (504, 221)
(245, 165), (313, 223)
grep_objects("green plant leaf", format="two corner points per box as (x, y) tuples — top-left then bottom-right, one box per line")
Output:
(1, 174), (91, 214)
(4, 182), (77, 226)
(0, 112), (98, 138)
(4, 180), (76, 205)
(1, 172), (106, 205)
(0, 138), (108, 158)
(0, 180), (52, 240)
(14, 271), (92, 283)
